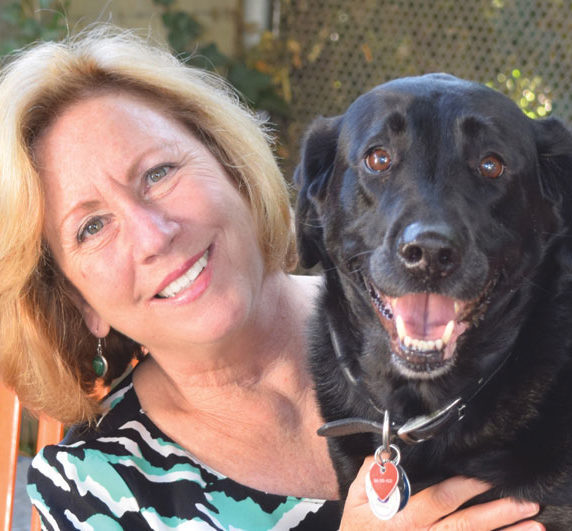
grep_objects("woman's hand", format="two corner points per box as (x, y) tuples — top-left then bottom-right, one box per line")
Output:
(340, 457), (544, 530)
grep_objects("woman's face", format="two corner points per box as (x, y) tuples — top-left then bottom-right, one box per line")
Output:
(37, 91), (266, 356)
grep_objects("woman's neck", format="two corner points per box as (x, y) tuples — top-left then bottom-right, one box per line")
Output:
(134, 272), (321, 407)
(131, 273), (338, 499)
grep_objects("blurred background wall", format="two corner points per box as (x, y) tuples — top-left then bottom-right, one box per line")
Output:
(280, 0), (572, 175)
(2, 0), (570, 178)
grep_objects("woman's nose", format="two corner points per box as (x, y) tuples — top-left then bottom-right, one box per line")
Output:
(127, 203), (180, 264)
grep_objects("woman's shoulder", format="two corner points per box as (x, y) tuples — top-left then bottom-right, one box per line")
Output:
(27, 363), (341, 529)
(290, 272), (323, 290)
(28, 421), (341, 530)
(30, 369), (186, 468)
(62, 369), (140, 445)
(288, 273), (323, 307)
(26, 369), (212, 527)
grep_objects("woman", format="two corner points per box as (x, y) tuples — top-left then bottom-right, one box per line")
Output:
(0, 27), (543, 530)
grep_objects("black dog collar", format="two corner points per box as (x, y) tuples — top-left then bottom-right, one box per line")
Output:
(318, 323), (512, 445)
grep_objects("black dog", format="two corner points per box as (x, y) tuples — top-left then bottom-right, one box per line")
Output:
(295, 74), (572, 528)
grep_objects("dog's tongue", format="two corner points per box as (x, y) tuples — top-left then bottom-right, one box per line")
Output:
(393, 293), (457, 341)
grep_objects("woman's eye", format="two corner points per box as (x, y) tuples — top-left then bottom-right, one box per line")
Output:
(146, 165), (170, 184)
(365, 148), (392, 172)
(78, 217), (104, 242)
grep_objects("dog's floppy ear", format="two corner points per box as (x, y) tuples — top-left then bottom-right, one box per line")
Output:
(534, 118), (572, 222)
(294, 115), (342, 269)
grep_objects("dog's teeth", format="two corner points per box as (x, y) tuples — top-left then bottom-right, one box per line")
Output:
(400, 334), (446, 352)
(400, 324), (446, 352)
(442, 320), (455, 344)
(420, 340), (435, 352)
(396, 315), (406, 340)
(454, 302), (461, 315)
(404, 338), (439, 352)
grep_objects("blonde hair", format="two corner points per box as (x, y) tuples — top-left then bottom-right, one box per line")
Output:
(0, 26), (297, 425)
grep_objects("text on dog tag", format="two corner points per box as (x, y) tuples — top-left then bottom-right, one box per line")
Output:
(369, 461), (399, 501)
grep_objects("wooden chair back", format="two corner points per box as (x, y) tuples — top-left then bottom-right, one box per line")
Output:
(0, 383), (63, 531)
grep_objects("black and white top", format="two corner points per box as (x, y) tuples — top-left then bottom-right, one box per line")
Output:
(27, 371), (341, 530)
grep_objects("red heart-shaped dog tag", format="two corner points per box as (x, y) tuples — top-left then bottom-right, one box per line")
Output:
(369, 461), (399, 501)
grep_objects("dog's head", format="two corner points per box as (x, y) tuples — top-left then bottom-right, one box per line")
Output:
(295, 73), (572, 381)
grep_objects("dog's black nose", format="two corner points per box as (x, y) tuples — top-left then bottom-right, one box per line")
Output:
(398, 222), (460, 278)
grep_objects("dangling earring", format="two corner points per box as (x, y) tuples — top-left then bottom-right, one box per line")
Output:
(92, 338), (108, 378)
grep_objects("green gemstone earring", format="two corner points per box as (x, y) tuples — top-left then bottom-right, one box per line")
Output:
(92, 338), (108, 378)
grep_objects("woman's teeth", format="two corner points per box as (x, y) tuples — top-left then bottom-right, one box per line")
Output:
(157, 250), (209, 299)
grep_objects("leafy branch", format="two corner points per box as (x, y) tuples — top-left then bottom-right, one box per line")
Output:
(152, 0), (291, 118)
(0, 0), (69, 55)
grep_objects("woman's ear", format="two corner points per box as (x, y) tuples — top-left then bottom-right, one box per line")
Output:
(66, 286), (111, 338)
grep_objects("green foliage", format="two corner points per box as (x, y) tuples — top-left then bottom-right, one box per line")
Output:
(279, 0), (559, 123)
(487, 69), (552, 120)
(0, 0), (69, 55)
(152, 0), (290, 118)
(161, 10), (202, 51)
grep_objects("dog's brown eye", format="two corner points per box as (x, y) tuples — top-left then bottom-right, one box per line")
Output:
(479, 155), (504, 179)
(365, 148), (391, 172)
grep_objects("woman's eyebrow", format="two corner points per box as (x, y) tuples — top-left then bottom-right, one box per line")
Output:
(126, 143), (177, 180)
(56, 142), (184, 233)
(58, 199), (102, 234)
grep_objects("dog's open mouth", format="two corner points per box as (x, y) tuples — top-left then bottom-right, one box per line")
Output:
(365, 278), (490, 377)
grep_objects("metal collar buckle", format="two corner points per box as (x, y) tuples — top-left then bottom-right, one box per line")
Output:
(396, 397), (464, 444)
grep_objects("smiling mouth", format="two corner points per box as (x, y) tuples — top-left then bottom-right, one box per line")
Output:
(155, 249), (210, 299)
(364, 277), (492, 377)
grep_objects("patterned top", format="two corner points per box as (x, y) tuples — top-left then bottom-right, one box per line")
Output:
(27, 371), (341, 530)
